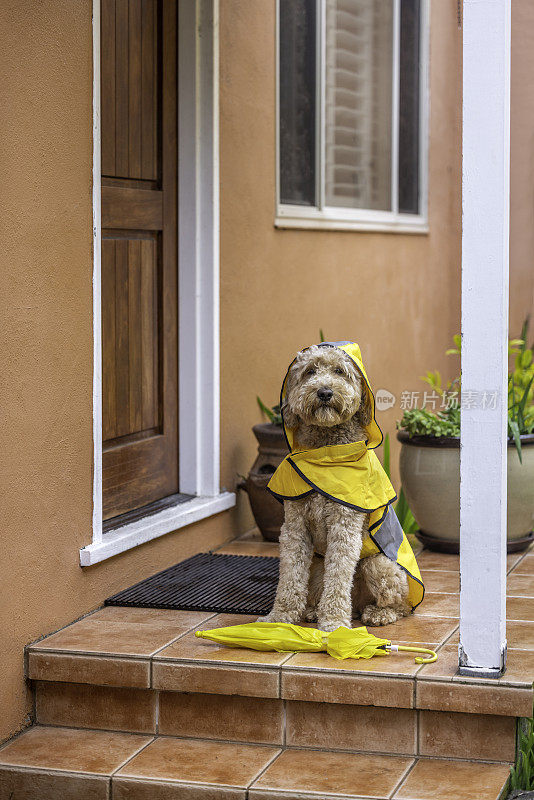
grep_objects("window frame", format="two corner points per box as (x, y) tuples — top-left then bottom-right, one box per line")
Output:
(275, 0), (430, 234)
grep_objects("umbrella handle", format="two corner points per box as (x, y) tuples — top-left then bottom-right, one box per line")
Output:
(388, 644), (437, 664)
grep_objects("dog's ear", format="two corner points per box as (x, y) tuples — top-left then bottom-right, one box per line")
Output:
(281, 398), (299, 430)
(357, 381), (373, 427)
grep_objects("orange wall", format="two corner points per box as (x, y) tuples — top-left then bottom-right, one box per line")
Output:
(0, 0), (236, 743)
(219, 0), (463, 506)
(0, 0), (532, 744)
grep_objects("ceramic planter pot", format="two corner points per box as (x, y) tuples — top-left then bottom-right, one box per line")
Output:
(398, 431), (534, 553)
(240, 423), (289, 542)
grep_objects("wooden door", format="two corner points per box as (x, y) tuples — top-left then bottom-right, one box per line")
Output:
(101, 0), (178, 521)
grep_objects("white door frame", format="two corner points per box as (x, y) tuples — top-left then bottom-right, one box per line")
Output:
(81, 0), (234, 567)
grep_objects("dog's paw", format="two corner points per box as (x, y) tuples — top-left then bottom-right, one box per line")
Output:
(360, 605), (399, 627)
(318, 618), (351, 632)
(257, 612), (297, 624)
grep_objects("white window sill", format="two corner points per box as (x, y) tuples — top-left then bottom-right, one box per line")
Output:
(79, 492), (236, 566)
(275, 206), (428, 234)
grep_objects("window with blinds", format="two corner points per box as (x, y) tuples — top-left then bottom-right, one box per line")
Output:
(278, 0), (427, 231)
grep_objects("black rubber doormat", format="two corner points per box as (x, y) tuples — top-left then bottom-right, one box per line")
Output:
(104, 552), (279, 616)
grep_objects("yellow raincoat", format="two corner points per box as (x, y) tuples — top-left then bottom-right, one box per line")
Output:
(267, 341), (424, 610)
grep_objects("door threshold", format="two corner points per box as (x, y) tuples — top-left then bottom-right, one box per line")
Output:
(80, 492), (236, 567)
(103, 494), (195, 534)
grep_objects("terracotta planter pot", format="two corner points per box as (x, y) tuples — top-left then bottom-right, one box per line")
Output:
(241, 423), (289, 542)
(398, 431), (534, 553)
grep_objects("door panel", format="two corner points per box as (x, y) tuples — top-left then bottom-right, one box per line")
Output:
(101, 0), (178, 521)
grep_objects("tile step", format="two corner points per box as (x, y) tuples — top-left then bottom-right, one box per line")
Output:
(0, 726), (512, 800)
(32, 681), (519, 764)
(26, 606), (534, 718)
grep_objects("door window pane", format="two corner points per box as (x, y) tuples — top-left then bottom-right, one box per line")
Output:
(324, 0), (393, 210)
(279, 0), (317, 205)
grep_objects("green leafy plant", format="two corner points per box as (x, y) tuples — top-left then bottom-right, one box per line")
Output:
(256, 396), (282, 426)
(398, 321), (534, 461)
(509, 717), (534, 792)
(399, 406), (461, 439)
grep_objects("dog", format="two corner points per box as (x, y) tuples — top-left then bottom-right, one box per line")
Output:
(261, 344), (412, 632)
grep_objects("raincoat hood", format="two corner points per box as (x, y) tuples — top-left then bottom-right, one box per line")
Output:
(268, 341), (424, 610)
(280, 341), (383, 452)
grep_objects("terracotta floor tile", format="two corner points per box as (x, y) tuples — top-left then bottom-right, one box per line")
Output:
(28, 651), (150, 688)
(420, 571), (459, 593)
(215, 541), (280, 557)
(155, 614), (291, 667)
(510, 553), (534, 574)
(250, 749), (413, 799)
(152, 660), (280, 698)
(286, 700), (417, 755)
(112, 777), (247, 799)
(417, 643), (534, 689)
(508, 573), (534, 596)
(416, 644), (461, 681)
(282, 669), (414, 708)
(506, 620), (534, 650)
(0, 768), (108, 800)
(115, 736), (280, 788)
(0, 726), (152, 775)
(507, 596), (534, 621)
(508, 551), (528, 572)
(30, 608), (215, 658)
(415, 552), (459, 571)
(35, 681), (157, 733)
(158, 692), (284, 744)
(419, 709), (516, 762)
(366, 615), (458, 646)
(393, 757), (510, 800)
(415, 593), (459, 618)
(416, 676), (532, 716)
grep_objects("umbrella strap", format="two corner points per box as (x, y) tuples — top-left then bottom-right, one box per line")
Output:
(387, 644), (437, 664)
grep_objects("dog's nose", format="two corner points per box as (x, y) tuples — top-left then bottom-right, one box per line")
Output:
(317, 387), (333, 402)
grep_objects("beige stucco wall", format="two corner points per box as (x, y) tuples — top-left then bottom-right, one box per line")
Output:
(0, 0), (236, 744)
(0, 0), (532, 744)
(219, 0), (463, 507)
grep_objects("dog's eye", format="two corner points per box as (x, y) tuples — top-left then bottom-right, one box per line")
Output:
(306, 367), (316, 376)
(334, 367), (344, 375)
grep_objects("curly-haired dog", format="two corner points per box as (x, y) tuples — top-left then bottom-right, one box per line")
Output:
(262, 343), (424, 632)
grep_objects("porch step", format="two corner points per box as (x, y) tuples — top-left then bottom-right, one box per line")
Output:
(31, 680), (518, 763)
(26, 604), (534, 719)
(0, 725), (512, 800)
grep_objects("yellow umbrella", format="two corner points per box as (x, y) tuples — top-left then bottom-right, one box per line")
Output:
(195, 622), (437, 664)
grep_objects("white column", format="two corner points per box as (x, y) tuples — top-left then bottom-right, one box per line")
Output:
(459, 0), (510, 677)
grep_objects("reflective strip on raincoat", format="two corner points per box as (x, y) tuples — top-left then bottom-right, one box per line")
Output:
(267, 341), (425, 610)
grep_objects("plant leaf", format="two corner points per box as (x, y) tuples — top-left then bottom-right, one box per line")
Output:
(509, 419), (523, 463)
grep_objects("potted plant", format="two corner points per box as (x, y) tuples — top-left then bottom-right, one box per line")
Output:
(238, 398), (288, 542)
(397, 323), (534, 552)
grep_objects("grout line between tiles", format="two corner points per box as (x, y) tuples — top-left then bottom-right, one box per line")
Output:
(245, 745), (285, 794)
(148, 612), (219, 659)
(0, 764), (111, 779)
(108, 734), (156, 779)
(389, 756), (418, 799)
